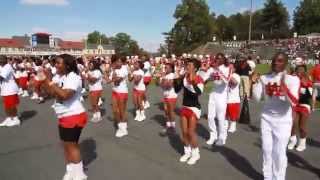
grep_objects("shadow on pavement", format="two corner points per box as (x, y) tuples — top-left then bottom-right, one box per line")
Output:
(196, 123), (210, 140)
(20, 110), (37, 122)
(205, 146), (263, 180)
(152, 114), (184, 155)
(80, 138), (97, 167)
(287, 152), (320, 178)
(307, 138), (320, 148)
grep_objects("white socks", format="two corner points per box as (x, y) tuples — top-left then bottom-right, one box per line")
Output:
(180, 146), (200, 165)
(166, 121), (176, 128)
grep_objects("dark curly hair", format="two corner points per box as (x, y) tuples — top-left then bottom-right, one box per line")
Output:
(57, 54), (78, 75)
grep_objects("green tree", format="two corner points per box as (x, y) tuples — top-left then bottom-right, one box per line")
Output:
(293, 0), (320, 35)
(260, 0), (290, 39)
(167, 0), (214, 54)
(110, 33), (142, 56)
(87, 31), (109, 44)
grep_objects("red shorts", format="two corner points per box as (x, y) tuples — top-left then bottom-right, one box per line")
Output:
(19, 77), (28, 89)
(133, 89), (145, 97)
(226, 103), (240, 121)
(163, 97), (177, 103)
(144, 77), (152, 86)
(58, 112), (88, 128)
(2, 94), (19, 109)
(180, 107), (197, 119)
(294, 104), (311, 116)
(112, 91), (128, 100)
(89, 90), (103, 97)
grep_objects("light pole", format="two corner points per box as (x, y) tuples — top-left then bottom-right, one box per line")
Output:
(248, 0), (253, 45)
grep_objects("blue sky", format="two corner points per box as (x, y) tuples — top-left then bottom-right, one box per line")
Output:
(0, 0), (300, 52)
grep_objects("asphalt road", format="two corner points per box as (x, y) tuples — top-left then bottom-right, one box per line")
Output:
(0, 84), (319, 180)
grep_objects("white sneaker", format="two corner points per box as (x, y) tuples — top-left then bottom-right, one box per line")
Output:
(73, 173), (87, 180)
(180, 146), (192, 162)
(18, 88), (23, 95)
(206, 132), (217, 145)
(187, 148), (200, 165)
(62, 172), (73, 180)
(91, 112), (102, 123)
(115, 128), (128, 138)
(115, 123), (128, 138)
(6, 118), (21, 127)
(134, 110), (140, 121)
(144, 101), (150, 109)
(80, 97), (84, 102)
(98, 98), (103, 106)
(215, 138), (226, 146)
(138, 111), (146, 121)
(31, 93), (38, 100)
(81, 88), (86, 94)
(228, 122), (237, 133)
(62, 164), (73, 180)
(0, 118), (11, 127)
(296, 138), (306, 152)
(22, 91), (29, 97)
(288, 136), (297, 150)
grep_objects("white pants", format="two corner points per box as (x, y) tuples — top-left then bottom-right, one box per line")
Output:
(261, 113), (292, 180)
(208, 92), (228, 140)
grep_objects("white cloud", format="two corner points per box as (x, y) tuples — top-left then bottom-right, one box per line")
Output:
(20, 0), (69, 6)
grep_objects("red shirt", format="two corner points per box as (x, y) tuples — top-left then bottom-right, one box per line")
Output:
(310, 64), (320, 82)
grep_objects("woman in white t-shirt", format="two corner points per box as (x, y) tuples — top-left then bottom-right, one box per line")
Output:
(87, 59), (103, 123)
(41, 54), (88, 180)
(129, 61), (146, 122)
(143, 58), (152, 109)
(226, 72), (241, 133)
(106, 56), (129, 138)
(158, 63), (178, 136)
(0, 55), (21, 127)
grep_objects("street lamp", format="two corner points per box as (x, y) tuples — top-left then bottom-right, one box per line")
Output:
(248, 0), (253, 45)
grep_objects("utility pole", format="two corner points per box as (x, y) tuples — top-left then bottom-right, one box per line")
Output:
(248, 0), (253, 45)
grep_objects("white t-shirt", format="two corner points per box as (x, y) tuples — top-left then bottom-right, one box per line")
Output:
(111, 66), (128, 93)
(162, 73), (177, 99)
(143, 61), (151, 77)
(209, 65), (232, 94)
(132, 69), (145, 91)
(0, 64), (19, 96)
(53, 72), (85, 118)
(227, 73), (241, 103)
(88, 70), (103, 92)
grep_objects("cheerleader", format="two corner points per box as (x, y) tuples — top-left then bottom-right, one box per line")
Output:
(309, 57), (320, 110)
(31, 58), (45, 103)
(288, 64), (313, 152)
(87, 59), (103, 123)
(159, 63), (177, 136)
(17, 63), (29, 97)
(175, 58), (204, 165)
(206, 53), (232, 146)
(41, 54), (88, 180)
(129, 61), (146, 122)
(106, 56), (129, 138)
(251, 52), (300, 180)
(143, 58), (152, 109)
(0, 55), (21, 127)
(226, 72), (241, 133)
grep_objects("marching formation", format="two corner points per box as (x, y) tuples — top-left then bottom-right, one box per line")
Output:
(0, 52), (319, 180)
